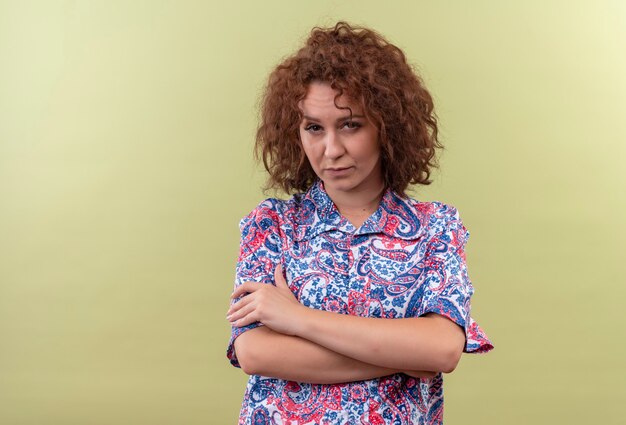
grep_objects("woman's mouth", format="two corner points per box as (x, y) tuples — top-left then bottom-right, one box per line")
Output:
(325, 167), (353, 177)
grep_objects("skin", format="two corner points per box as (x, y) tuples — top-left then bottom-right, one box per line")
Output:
(298, 82), (384, 227)
(228, 82), (466, 384)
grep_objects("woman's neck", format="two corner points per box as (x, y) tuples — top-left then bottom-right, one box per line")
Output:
(326, 183), (385, 229)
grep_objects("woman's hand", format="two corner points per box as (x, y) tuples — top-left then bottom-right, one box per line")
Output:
(227, 265), (305, 336)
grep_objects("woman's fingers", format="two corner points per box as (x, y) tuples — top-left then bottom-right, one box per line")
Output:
(228, 301), (257, 327)
(231, 281), (264, 299)
(274, 264), (284, 285)
(274, 264), (295, 299)
(227, 290), (253, 316)
(227, 265), (300, 331)
(232, 263), (288, 302)
(227, 280), (273, 321)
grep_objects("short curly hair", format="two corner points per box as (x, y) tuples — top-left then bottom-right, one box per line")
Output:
(255, 21), (441, 197)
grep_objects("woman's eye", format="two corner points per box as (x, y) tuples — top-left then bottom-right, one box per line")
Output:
(343, 121), (362, 130)
(304, 124), (322, 132)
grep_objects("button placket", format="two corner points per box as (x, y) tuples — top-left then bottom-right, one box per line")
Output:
(346, 234), (370, 317)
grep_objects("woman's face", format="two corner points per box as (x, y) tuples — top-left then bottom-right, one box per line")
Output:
(299, 82), (383, 201)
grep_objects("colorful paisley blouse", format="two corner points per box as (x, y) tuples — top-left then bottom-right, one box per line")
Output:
(227, 180), (493, 424)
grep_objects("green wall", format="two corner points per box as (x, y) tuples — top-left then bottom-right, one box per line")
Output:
(1, 1), (624, 424)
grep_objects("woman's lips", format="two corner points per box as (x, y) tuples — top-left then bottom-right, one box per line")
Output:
(325, 166), (353, 177)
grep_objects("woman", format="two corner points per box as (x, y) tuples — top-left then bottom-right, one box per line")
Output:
(226, 22), (493, 424)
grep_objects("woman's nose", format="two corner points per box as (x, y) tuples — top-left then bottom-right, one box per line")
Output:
(324, 131), (346, 159)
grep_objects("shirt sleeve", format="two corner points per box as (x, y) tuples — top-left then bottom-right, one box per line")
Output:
(417, 204), (493, 354)
(226, 200), (283, 367)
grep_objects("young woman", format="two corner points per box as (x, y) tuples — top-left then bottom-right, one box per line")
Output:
(226, 22), (493, 425)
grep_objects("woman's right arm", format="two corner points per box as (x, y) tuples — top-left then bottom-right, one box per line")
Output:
(230, 202), (436, 383)
(231, 202), (385, 384)
(234, 326), (435, 384)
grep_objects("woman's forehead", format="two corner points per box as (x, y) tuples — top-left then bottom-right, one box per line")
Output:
(299, 82), (363, 116)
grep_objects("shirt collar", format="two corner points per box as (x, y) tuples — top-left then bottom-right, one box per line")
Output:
(293, 180), (426, 242)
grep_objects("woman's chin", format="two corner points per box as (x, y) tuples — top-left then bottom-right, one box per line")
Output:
(321, 179), (355, 194)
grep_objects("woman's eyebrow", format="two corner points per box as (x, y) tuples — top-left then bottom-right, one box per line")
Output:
(302, 114), (366, 122)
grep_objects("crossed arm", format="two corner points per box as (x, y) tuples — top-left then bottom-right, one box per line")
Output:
(228, 266), (466, 384)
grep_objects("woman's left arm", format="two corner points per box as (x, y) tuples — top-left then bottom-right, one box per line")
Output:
(228, 266), (466, 373)
(296, 310), (464, 373)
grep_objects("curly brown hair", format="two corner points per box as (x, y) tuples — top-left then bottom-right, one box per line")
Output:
(255, 21), (441, 197)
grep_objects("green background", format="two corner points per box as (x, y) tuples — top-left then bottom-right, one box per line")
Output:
(1, 1), (624, 424)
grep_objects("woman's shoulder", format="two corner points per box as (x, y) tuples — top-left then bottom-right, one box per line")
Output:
(402, 197), (466, 238)
(238, 193), (306, 233)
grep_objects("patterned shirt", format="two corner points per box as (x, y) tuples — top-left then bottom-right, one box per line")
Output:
(227, 180), (493, 424)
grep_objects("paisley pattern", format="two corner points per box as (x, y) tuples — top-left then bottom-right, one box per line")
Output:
(227, 180), (493, 424)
